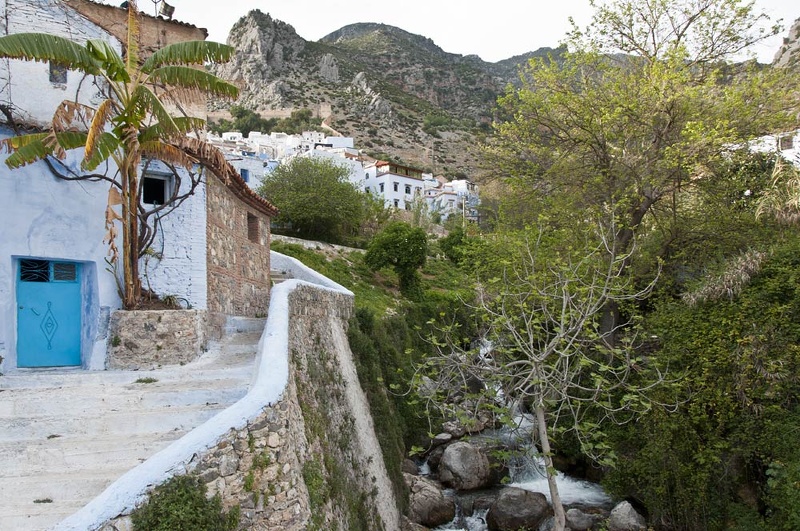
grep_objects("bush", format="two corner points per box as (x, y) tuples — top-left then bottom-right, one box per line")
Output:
(131, 475), (239, 531)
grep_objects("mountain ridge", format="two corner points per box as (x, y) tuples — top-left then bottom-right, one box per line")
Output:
(211, 10), (797, 177)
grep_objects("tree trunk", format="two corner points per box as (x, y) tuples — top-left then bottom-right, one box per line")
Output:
(536, 404), (566, 531)
(120, 161), (141, 309)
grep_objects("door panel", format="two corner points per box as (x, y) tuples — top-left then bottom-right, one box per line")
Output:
(17, 259), (82, 367)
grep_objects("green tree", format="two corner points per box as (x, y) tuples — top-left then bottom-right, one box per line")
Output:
(604, 235), (800, 530)
(210, 105), (278, 137)
(486, 0), (795, 261)
(274, 109), (322, 135)
(258, 156), (374, 244)
(364, 221), (428, 296)
(420, 223), (662, 531)
(0, 0), (238, 308)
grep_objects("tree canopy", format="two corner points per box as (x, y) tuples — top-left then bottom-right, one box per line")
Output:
(258, 155), (379, 245)
(484, 0), (797, 256)
(364, 221), (428, 296)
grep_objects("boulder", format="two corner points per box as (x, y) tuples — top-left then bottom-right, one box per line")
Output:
(402, 459), (420, 475)
(567, 507), (605, 530)
(486, 487), (552, 531)
(438, 441), (491, 491)
(608, 501), (647, 531)
(404, 473), (456, 527)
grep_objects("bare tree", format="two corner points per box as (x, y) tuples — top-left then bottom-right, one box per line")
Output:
(418, 222), (667, 531)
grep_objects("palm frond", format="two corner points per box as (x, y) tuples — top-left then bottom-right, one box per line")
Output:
(125, 0), (140, 73)
(129, 85), (179, 138)
(83, 132), (120, 171)
(0, 33), (100, 74)
(42, 130), (91, 160)
(85, 98), (115, 158)
(86, 39), (129, 82)
(0, 132), (49, 152)
(141, 140), (197, 171)
(52, 130), (91, 151)
(51, 100), (95, 133)
(142, 41), (235, 71)
(140, 117), (206, 143)
(148, 66), (239, 100)
(156, 85), (215, 107)
(3, 137), (52, 168)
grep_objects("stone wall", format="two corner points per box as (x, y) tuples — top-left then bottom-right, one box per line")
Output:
(101, 281), (400, 531)
(64, 0), (208, 50)
(206, 174), (271, 317)
(184, 375), (311, 530)
(106, 310), (207, 370)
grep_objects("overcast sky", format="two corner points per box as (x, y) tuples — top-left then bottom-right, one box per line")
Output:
(129, 0), (795, 64)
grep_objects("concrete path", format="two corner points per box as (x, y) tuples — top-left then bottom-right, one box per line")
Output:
(0, 319), (263, 531)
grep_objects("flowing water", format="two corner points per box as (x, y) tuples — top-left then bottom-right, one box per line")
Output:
(431, 415), (611, 531)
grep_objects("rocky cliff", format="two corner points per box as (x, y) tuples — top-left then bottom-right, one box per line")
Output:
(773, 17), (800, 69)
(212, 9), (794, 177)
(210, 11), (563, 176)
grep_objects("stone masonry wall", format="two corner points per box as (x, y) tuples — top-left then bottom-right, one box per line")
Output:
(102, 283), (400, 531)
(106, 310), (207, 370)
(188, 375), (311, 530)
(287, 284), (400, 530)
(206, 174), (271, 317)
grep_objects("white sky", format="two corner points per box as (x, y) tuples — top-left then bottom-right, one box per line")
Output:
(128, 0), (796, 64)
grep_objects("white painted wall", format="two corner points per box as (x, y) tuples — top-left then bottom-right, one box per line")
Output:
(137, 161), (208, 312)
(0, 131), (118, 371)
(363, 167), (424, 210)
(0, 0), (120, 127)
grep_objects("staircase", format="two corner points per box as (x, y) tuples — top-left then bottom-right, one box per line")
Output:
(0, 321), (264, 531)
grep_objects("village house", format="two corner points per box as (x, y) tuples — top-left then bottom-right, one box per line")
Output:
(364, 160), (425, 210)
(0, 0), (277, 373)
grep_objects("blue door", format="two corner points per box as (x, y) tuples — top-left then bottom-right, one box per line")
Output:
(17, 259), (82, 367)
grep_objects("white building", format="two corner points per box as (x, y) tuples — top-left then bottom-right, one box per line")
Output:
(364, 160), (425, 210)
(752, 130), (800, 166)
(0, 0), (277, 372)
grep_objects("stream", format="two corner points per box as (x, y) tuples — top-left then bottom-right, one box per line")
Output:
(431, 415), (612, 531)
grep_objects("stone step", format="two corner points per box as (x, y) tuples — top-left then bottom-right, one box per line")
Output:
(0, 323), (261, 531)
(270, 269), (292, 285)
(0, 470), (133, 531)
(0, 402), (231, 441)
(0, 378), (247, 419)
(223, 317), (266, 334)
(0, 430), (186, 476)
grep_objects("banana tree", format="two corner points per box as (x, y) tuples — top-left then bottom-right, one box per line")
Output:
(0, 0), (238, 308)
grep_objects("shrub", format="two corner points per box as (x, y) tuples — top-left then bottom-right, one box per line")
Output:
(131, 475), (238, 531)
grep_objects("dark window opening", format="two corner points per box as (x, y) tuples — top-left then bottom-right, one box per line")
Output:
(20, 259), (50, 282)
(143, 175), (168, 205)
(393, 199), (399, 208)
(247, 212), (259, 243)
(393, 182), (399, 192)
(53, 262), (77, 282)
(49, 62), (67, 84)
(240, 168), (250, 182)
(779, 135), (794, 151)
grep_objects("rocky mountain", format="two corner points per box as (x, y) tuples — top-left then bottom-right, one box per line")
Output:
(212, 10), (795, 177)
(773, 17), (800, 69)
(210, 10), (563, 177)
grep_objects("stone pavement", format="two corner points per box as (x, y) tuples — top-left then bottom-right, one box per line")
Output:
(0, 319), (263, 531)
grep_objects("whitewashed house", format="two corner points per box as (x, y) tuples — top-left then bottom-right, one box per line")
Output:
(0, 0), (277, 373)
(752, 130), (800, 166)
(364, 160), (425, 210)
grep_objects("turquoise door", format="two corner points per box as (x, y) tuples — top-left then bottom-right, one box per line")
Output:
(16, 259), (82, 367)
